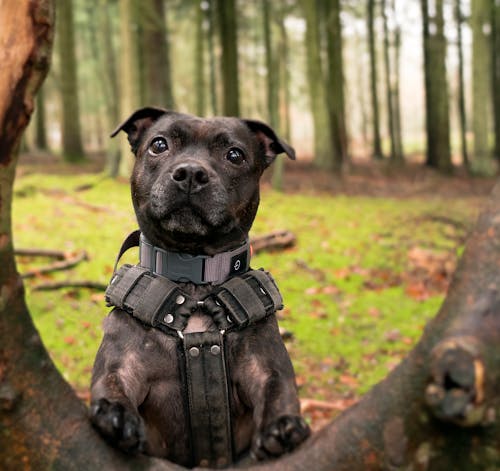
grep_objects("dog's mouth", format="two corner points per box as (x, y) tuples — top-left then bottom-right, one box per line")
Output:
(148, 196), (236, 236)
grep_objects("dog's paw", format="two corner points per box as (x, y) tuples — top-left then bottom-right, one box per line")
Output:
(252, 415), (310, 460)
(90, 398), (146, 454)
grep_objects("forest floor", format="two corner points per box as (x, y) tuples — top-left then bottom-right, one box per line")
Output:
(19, 150), (496, 198)
(14, 151), (498, 431)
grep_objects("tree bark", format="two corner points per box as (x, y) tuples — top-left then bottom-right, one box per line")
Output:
(34, 86), (48, 150)
(206, 0), (219, 116)
(262, 0), (286, 191)
(215, 0), (240, 116)
(300, 0), (332, 169)
(118, 0), (141, 177)
(138, 0), (175, 109)
(56, 0), (85, 162)
(195, 0), (206, 116)
(455, 0), (471, 172)
(421, 0), (453, 173)
(3, 3), (500, 469)
(367, 0), (384, 160)
(381, 0), (404, 164)
(271, 9), (292, 191)
(391, 0), (404, 163)
(323, 0), (348, 171)
(492, 0), (500, 161)
(471, 0), (493, 173)
(96, 0), (121, 177)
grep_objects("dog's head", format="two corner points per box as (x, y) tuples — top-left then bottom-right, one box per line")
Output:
(112, 107), (295, 254)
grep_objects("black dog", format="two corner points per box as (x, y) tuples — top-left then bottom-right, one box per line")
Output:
(90, 108), (310, 467)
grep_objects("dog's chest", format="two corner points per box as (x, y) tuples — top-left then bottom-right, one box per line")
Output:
(184, 312), (216, 333)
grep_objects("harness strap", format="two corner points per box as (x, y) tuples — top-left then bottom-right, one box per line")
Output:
(215, 269), (283, 329)
(105, 266), (283, 334)
(105, 264), (193, 331)
(183, 331), (233, 468)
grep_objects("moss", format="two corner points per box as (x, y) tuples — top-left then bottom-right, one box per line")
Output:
(13, 174), (480, 398)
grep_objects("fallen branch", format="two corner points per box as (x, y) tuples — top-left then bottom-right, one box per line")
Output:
(31, 280), (107, 291)
(250, 230), (296, 254)
(14, 248), (66, 259)
(20, 250), (88, 278)
(294, 259), (326, 281)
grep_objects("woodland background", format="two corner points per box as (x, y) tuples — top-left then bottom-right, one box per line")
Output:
(26, 0), (500, 179)
(6, 0), (500, 451)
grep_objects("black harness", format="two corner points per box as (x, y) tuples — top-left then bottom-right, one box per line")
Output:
(104, 232), (283, 468)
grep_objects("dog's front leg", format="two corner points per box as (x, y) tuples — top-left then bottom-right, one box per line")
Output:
(249, 367), (310, 460)
(90, 314), (149, 453)
(233, 319), (310, 460)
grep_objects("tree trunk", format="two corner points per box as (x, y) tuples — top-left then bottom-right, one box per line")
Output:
(56, 0), (85, 162)
(367, 0), (384, 160)
(34, 86), (48, 150)
(381, 0), (403, 164)
(421, 0), (453, 173)
(195, 0), (206, 116)
(300, 0), (331, 169)
(471, 0), (493, 173)
(138, 0), (175, 109)
(262, 0), (285, 191)
(206, 0), (219, 116)
(215, 0), (240, 116)
(455, 0), (471, 171)
(94, 0), (121, 177)
(324, 0), (348, 171)
(492, 0), (500, 161)
(118, 0), (141, 177)
(391, 0), (405, 163)
(271, 8), (292, 191)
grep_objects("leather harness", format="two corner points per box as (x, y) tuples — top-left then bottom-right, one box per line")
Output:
(104, 232), (283, 468)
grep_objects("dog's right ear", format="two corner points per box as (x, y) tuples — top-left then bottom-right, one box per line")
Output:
(111, 107), (169, 153)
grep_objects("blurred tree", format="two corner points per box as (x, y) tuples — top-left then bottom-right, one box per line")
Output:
(300, 0), (331, 169)
(381, 0), (404, 164)
(195, 0), (206, 116)
(99, 0), (121, 175)
(262, 0), (283, 189)
(57, 0), (85, 162)
(323, 0), (348, 170)
(34, 86), (48, 150)
(118, 0), (141, 177)
(138, 0), (175, 109)
(206, 0), (219, 115)
(455, 0), (470, 171)
(492, 0), (500, 161)
(272, 5), (293, 190)
(85, 0), (121, 176)
(216, 0), (240, 116)
(367, 0), (383, 160)
(391, 0), (404, 163)
(471, 0), (493, 173)
(421, 0), (452, 173)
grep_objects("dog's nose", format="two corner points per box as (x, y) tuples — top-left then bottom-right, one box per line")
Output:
(171, 163), (209, 193)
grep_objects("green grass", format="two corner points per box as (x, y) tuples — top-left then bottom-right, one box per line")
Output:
(12, 173), (481, 402)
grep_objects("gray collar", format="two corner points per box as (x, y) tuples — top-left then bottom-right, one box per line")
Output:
(139, 234), (251, 285)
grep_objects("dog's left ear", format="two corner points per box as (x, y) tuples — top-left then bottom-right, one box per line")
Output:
(243, 119), (296, 167)
(111, 107), (170, 154)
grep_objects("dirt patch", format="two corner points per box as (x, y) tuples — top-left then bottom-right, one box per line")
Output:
(264, 159), (497, 198)
(18, 150), (497, 199)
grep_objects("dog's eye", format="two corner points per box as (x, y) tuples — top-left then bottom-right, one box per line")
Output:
(149, 137), (168, 155)
(226, 148), (245, 165)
